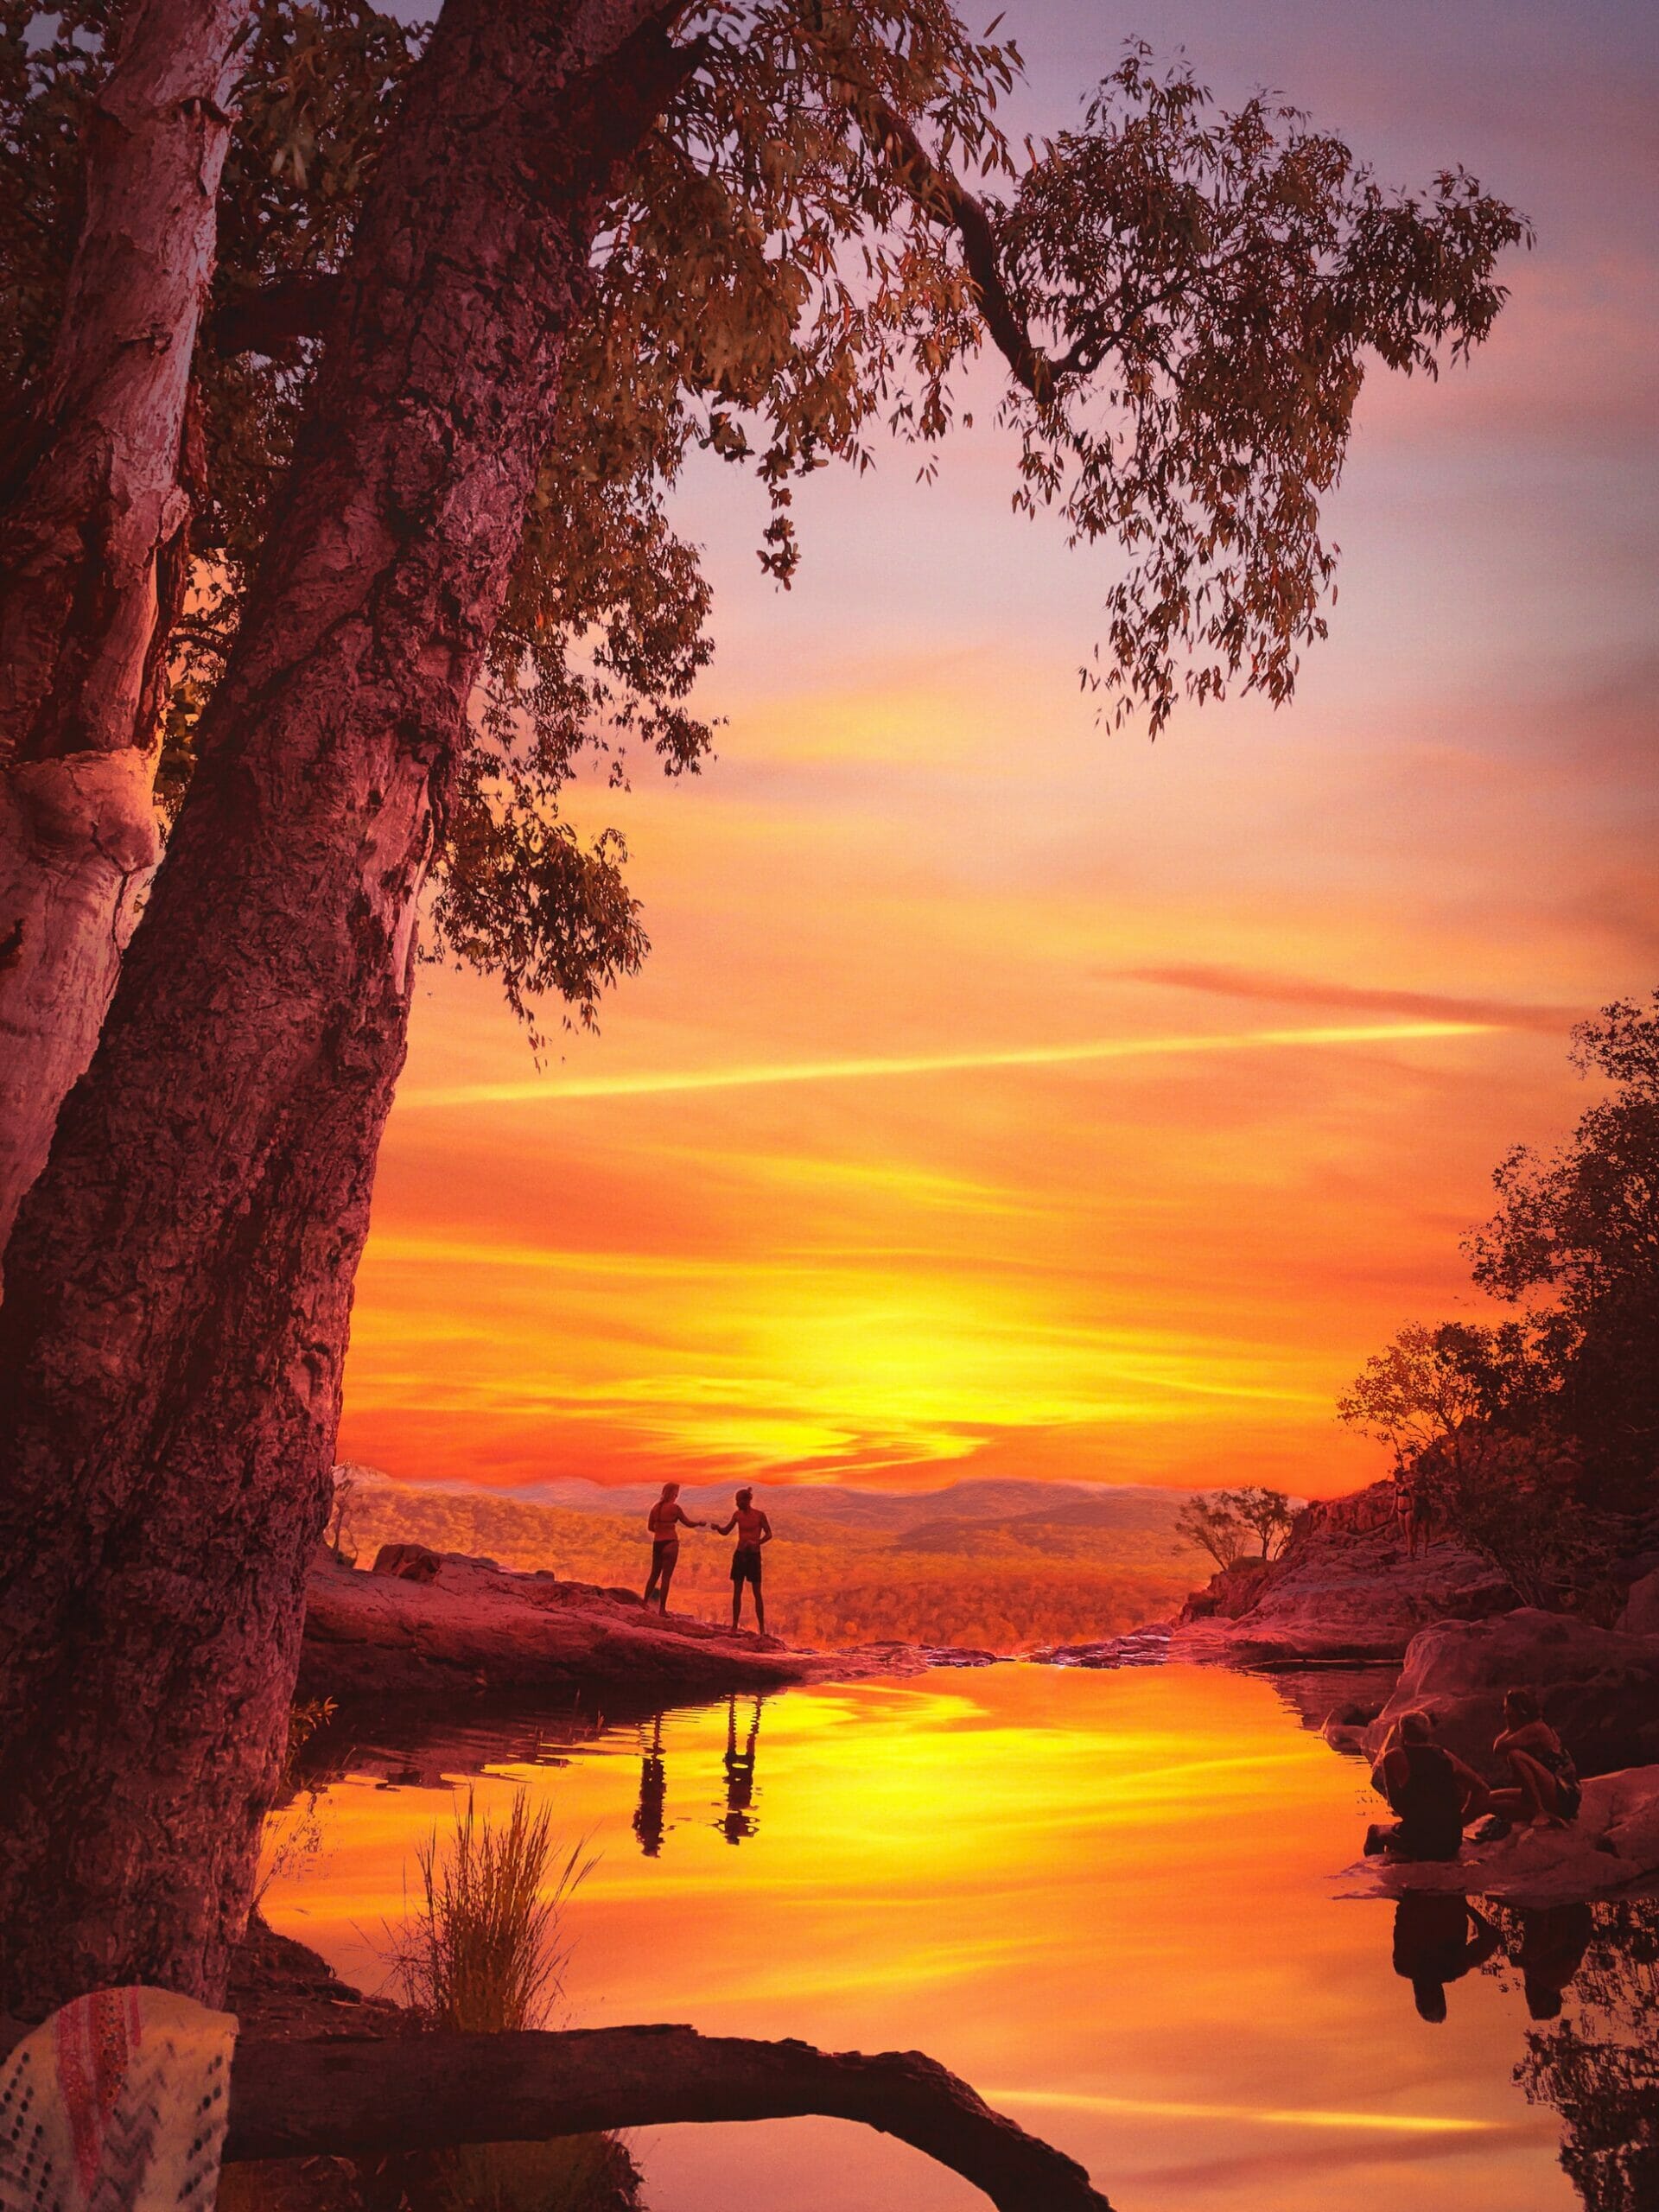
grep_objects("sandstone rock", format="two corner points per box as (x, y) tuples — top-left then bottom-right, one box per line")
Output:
(1166, 1480), (1514, 1665)
(1621, 1566), (1659, 1637)
(301, 1550), (835, 1703)
(1337, 1761), (1659, 1907)
(1361, 1608), (1659, 1779)
(371, 1541), (442, 1583)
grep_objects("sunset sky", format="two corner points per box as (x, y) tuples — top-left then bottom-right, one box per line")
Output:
(338, 0), (1658, 1501)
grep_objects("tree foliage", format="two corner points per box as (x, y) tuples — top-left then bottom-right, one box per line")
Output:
(1466, 991), (1659, 1503)
(1175, 1484), (1294, 1567)
(1, 1), (1529, 1034)
(1340, 990), (1658, 1608)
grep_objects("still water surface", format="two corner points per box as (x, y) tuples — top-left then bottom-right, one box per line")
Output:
(264, 1664), (1649, 2210)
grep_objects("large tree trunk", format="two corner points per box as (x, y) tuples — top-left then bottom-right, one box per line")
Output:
(0, 0), (251, 1255)
(0, 0), (689, 2020)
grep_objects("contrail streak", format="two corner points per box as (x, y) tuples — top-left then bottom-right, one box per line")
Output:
(400, 1020), (1499, 1110)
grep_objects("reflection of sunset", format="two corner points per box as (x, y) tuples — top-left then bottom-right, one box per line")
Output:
(264, 1668), (1567, 2211)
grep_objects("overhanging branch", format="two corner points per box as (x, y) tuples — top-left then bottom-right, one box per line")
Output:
(226, 2024), (1116, 2212)
(860, 95), (1053, 403)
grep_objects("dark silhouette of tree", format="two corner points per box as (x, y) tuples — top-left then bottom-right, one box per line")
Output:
(1466, 991), (1659, 1511)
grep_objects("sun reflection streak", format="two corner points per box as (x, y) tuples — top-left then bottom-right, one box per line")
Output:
(988, 2090), (1504, 2135)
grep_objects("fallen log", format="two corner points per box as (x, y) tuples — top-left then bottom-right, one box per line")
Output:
(227, 2023), (1115, 2212)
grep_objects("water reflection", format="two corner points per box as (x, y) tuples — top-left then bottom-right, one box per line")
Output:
(266, 1669), (1657, 2212)
(634, 1715), (667, 1858)
(1391, 1896), (1501, 2023)
(1494, 1899), (1659, 2212)
(720, 1697), (763, 1846)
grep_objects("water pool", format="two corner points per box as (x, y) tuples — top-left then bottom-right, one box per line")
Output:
(263, 1663), (1652, 2211)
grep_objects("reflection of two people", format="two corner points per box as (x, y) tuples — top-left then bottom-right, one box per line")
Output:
(1391, 1894), (1594, 2024)
(632, 1695), (766, 1854)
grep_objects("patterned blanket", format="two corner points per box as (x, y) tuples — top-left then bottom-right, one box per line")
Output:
(0, 1989), (236, 2212)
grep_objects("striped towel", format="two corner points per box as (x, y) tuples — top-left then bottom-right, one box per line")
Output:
(0, 1989), (236, 2212)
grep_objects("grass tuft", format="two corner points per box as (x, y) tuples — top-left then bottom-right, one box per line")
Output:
(392, 1790), (594, 2034)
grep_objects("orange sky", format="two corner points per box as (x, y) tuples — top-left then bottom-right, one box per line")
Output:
(337, 0), (1658, 1502)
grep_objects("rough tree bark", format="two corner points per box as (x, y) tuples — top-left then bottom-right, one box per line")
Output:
(0, 0), (691, 2019)
(0, 0), (252, 1255)
(226, 2026), (1117, 2212)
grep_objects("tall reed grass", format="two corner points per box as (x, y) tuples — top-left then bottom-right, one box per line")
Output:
(387, 1793), (636, 2212)
(393, 1791), (593, 2033)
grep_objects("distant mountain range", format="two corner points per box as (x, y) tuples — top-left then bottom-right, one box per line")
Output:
(333, 1467), (1209, 1653)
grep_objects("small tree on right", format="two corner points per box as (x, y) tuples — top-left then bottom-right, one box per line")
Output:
(1340, 989), (1658, 1611)
(1465, 991), (1659, 1514)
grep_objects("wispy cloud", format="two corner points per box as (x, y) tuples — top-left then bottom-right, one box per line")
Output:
(1116, 964), (1574, 1035)
(399, 1020), (1497, 1110)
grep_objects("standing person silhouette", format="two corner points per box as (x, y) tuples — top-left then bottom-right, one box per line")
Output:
(642, 1481), (703, 1613)
(714, 1487), (772, 1635)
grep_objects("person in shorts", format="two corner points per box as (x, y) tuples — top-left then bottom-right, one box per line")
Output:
(714, 1487), (772, 1635)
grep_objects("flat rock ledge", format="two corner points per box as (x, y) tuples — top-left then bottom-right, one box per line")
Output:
(298, 1552), (1005, 1703)
(300, 1550), (839, 1703)
(1336, 1762), (1659, 1908)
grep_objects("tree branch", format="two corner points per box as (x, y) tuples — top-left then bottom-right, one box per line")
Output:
(226, 2024), (1116, 2212)
(860, 95), (1052, 403)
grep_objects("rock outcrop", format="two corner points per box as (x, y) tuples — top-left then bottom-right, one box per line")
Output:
(299, 1550), (830, 1704)
(1166, 1481), (1514, 1665)
(1338, 1761), (1659, 1907)
(1358, 1609), (1659, 1779)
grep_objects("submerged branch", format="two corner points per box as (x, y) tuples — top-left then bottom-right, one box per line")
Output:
(226, 2023), (1116, 2212)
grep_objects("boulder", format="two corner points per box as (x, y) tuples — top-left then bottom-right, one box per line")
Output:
(1166, 1480), (1514, 1666)
(1361, 1608), (1659, 1779)
(1621, 1567), (1659, 1637)
(371, 1541), (442, 1583)
(1338, 1761), (1659, 1907)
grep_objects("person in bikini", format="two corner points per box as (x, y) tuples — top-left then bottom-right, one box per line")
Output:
(1476, 1688), (1582, 1835)
(714, 1487), (772, 1635)
(642, 1481), (704, 1614)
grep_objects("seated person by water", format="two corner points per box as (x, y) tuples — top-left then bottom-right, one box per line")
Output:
(642, 1481), (704, 1614)
(714, 1487), (772, 1635)
(1367, 1709), (1488, 1860)
(1477, 1688), (1581, 1835)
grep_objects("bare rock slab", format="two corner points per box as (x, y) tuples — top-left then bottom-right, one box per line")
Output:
(1360, 1608), (1659, 1778)
(299, 1550), (831, 1703)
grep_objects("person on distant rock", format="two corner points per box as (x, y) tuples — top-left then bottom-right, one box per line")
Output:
(1391, 1459), (1430, 1559)
(643, 1481), (705, 1614)
(714, 1487), (772, 1635)
(1477, 1689), (1582, 1834)
(1390, 1892), (1501, 2022)
(1366, 1709), (1488, 1860)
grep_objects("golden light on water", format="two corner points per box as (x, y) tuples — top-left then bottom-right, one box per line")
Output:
(264, 1667), (1569, 2212)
